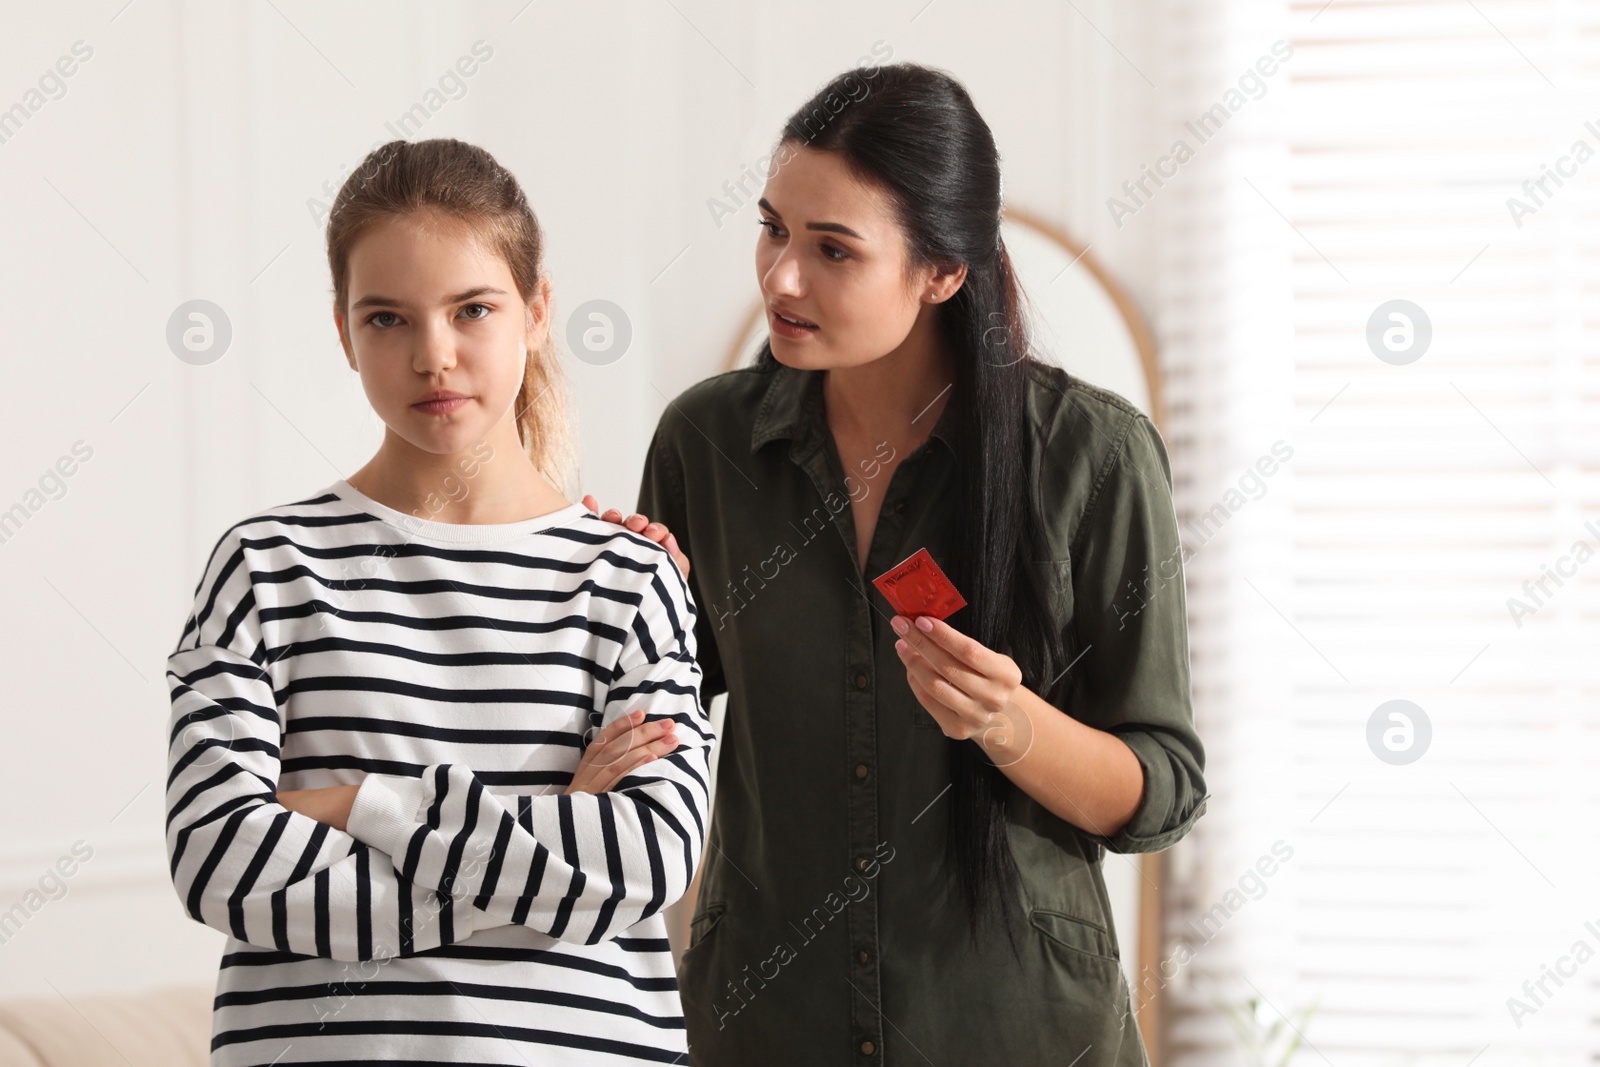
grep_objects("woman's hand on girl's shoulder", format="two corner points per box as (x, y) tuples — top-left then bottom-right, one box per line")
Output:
(582, 495), (691, 579)
(566, 709), (680, 795)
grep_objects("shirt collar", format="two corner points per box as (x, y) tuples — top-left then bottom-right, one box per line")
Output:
(749, 361), (961, 455)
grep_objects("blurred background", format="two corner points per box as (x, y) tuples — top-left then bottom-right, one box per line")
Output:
(1, 1), (1594, 1064)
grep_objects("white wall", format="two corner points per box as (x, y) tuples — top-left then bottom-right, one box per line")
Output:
(0, 0), (1169, 996)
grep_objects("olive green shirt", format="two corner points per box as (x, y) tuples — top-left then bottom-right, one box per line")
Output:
(637, 358), (1207, 1066)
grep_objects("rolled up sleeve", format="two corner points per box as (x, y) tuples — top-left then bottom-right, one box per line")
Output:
(1062, 411), (1208, 854)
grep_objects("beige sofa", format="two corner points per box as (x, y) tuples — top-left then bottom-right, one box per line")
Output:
(0, 984), (212, 1066)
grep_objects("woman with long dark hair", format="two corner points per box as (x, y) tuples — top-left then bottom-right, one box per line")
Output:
(593, 62), (1206, 1064)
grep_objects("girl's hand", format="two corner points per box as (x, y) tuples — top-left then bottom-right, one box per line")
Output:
(891, 614), (1034, 762)
(582, 495), (691, 580)
(277, 784), (362, 832)
(566, 708), (680, 795)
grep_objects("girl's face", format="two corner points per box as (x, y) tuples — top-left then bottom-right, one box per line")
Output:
(755, 145), (964, 371)
(335, 210), (548, 459)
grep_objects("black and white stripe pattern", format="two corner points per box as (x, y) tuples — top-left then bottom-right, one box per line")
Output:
(164, 479), (712, 1065)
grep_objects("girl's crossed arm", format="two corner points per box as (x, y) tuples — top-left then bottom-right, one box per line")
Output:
(168, 531), (712, 959)
(277, 711), (682, 829)
(336, 552), (715, 945)
(166, 531), (486, 962)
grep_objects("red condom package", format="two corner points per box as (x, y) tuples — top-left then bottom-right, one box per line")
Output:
(871, 547), (968, 620)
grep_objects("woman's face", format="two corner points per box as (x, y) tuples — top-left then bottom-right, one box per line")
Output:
(755, 145), (960, 370)
(334, 210), (548, 458)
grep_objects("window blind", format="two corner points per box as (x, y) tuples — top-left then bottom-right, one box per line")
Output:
(1148, 2), (1600, 1063)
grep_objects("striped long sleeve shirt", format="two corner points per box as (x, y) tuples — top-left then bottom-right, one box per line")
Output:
(164, 478), (713, 1065)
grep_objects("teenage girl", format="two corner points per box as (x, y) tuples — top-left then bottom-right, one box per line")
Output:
(591, 64), (1208, 1064)
(165, 138), (708, 1065)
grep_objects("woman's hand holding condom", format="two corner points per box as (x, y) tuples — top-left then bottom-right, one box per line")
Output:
(890, 613), (1030, 759)
(582, 495), (691, 579)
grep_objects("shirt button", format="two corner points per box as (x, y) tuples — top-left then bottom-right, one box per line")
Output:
(859, 1039), (876, 1056)
(857, 947), (871, 964)
(855, 856), (870, 872)
(853, 672), (869, 690)
(854, 762), (869, 780)
(894, 501), (906, 513)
